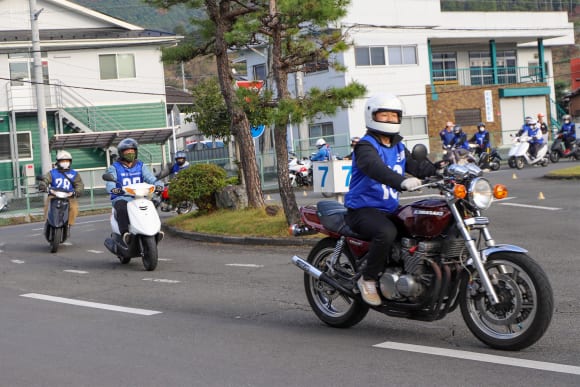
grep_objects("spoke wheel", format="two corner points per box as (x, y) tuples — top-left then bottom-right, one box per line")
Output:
(460, 252), (553, 350)
(304, 238), (369, 328)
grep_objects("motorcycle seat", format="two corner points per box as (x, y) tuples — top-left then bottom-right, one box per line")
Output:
(316, 201), (364, 239)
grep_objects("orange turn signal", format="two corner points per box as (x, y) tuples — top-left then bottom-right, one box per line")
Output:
(454, 184), (467, 199)
(125, 187), (135, 195)
(493, 184), (508, 199)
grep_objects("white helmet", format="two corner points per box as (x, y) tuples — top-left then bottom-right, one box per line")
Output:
(56, 150), (72, 161)
(315, 138), (326, 148)
(364, 93), (403, 135)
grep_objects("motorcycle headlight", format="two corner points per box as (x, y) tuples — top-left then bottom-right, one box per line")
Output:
(469, 177), (493, 210)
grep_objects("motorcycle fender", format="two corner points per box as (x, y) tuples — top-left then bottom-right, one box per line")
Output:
(468, 244), (528, 266)
(128, 199), (161, 236)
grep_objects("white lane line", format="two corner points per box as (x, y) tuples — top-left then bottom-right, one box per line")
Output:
(142, 278), (181, 284)
(87, 249), (104, 254)
(64, 270), (88, 274)
(30, 233), (41, 237)
(159, 258), (172, 261)
(20, 293), (161, 316)
(62, 242), (72, 246)
(11, 259), (25, 264)
(226, 263), (264, 268)
(373, 342), (580, 376)
(498, 202), (561, 211)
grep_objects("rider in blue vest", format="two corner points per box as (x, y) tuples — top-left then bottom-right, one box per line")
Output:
(439, 121), (455, 150)
(518, 117), (544, 159)
(344, 93), (438, 306)
(157, 151), (191, 179)
(558, 114), (576, 154)
(469, 122), (491, 156)
(105, 138), (162, 244)
(39, 150), (85, 229)
(449, 125), (470, 150)
(310, 138), (331, 161)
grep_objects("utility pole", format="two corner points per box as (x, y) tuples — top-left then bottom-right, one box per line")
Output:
(29, 0), (51, 175)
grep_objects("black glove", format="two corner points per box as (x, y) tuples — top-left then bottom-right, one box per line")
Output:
(38, 182), (47, 192)
(111, 188), (123, 195)
(71, 191), (77, 198)
(155, 185), (164, 193)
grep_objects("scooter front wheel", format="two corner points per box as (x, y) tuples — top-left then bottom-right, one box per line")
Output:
(50, 227), (62, 253)
(549, 150), (560, 163)
(140, 235), (158, 271)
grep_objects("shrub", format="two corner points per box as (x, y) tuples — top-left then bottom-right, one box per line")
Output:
(169, 164), (227, 213)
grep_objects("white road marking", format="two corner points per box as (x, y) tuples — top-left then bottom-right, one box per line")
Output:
(373, 341), (580, 376)
(226, 263), (264, 268)
(62, 242), (72, 246)
(158, 258), (172, 261)
(142, 278), (181, 284)
(87, 250), (104, 254)
(30, 233), (41, 237)
(11, 259), (25, 264)
(64, 270), (88, 274)
(498, 202), (561, 211)
(20, 293), (161, 316)
(0, 249), (4, 253)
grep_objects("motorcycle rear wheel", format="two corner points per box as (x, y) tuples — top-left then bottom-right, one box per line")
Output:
(140, 235), (158, 271)
(304, 238), (369, 328)
(50, 227), (62, 253)
(549, 150), (560, 163)
(515, 157), (525, 169)
(459, 252), (553, 351)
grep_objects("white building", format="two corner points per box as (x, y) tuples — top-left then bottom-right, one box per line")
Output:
(0, 0), (181, 192)
(236, 0), (574, 156)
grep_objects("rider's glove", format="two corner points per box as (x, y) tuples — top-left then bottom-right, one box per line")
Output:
(401, 177), (422, 191)
(155, 185), (164, 193)
(111, 188), (123, 195)
(38, 182), (47, 192)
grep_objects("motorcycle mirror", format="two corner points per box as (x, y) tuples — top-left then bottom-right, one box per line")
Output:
(35, 175), (44, 181)
(102, 173), (116, 182)
(411, 143), (428, 161)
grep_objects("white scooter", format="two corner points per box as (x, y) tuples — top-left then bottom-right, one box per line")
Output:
(0, 191), (8, 213)
(507, 134), (549, 169)
(102, 173), (164, 271)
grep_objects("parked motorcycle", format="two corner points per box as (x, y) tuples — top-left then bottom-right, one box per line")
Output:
(507, 134), (549, 169)
(288, 154), (312, 188)
(152, 183), (196, 214)
(102, 173), (164, 271)
(549, 134), (580, 163)
(0, 191), (8, 213)
(289, 152), (553, 351)
(41, 186), (73, 253)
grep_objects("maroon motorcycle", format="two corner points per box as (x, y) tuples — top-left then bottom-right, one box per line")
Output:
(290, 155), (553, 351)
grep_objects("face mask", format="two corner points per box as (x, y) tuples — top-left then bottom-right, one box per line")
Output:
(479, 127), (485, 132)
(123, 153), (136, 162)
(59, 161), (71, 169)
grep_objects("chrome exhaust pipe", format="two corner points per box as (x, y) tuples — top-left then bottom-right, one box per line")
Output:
(291, 255), (355, 297)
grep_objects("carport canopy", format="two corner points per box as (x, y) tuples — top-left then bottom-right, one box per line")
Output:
(49, 128), (174, 150)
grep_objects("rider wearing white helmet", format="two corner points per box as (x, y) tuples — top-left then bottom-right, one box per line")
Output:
(344, 92), (439, 306)
(310, 138), (332, 161)
(39, 150), (85, 229)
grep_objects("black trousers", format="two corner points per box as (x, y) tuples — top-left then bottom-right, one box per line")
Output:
(114, 200), (130, 234)
(346, 207), (398, 281)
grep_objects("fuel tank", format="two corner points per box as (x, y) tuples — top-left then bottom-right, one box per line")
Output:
(395, 199), (452, 238)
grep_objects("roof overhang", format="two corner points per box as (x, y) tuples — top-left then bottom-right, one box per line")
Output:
(49, 128), (174, 150)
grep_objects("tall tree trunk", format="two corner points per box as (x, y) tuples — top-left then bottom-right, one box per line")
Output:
(208, 0), (264, 208)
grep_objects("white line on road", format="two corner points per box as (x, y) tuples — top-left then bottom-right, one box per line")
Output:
(87, 250), (104, 254)
(142, 278), (181, 284)
(64, 270), (88, 274)
(158, 258), (172, 261)
(20, 293), (162, 316)
(226, 263), (264, 268)
(498, 202), (561, 211)
(373, 341), (580, 376)
(11, 259), (25, 264)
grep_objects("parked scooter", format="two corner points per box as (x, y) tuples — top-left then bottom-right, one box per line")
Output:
(37, 182), (73, 253)
(102, 173), (164, 271)
(152, 183), (196, 214)
(288, 153), (312, 188)
(0, 191), (8, 213)
(507, 134), (549, 169)
(549, 133), (580, 163)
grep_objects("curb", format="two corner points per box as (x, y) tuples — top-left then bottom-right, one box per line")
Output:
(162, 224), (318, 247)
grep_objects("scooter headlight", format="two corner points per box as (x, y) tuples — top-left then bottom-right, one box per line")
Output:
(469, 177), (493, 210)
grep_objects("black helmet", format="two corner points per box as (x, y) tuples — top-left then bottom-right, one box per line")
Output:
(477, 122), (486, 128)
(453, 125), (463, 134)
(117, 138), (138, 161)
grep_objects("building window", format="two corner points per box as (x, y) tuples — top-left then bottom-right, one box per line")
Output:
(469, 50), (516, 85)
(0, 132), (32, 161)
(309, 122), (334, 145)
(527, 61), (549, 82)
(400, 116), (427, 136)
(432, 52), (457, 83)
(388, 45), (417, 65)
(303, 59), (329, 74)
(454, 109), (482, 127)
(355, 46), (386, 66)
(99, 54), (136, 80)
(8, 52), (49, 86)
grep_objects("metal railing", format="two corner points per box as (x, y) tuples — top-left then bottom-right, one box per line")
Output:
(432, 65), (543, 86)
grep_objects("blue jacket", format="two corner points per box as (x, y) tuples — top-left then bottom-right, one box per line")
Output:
(311, 146), (331, 161)
(106, 160), (160, 203)
(439, 129), (454, 148)
(170, 161), (190, 176)
(559, 122), (576, 140)
(450, 132), (470, 150)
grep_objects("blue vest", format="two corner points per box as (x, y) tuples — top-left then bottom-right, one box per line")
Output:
(170, 162), (189, 175)
(440, 129), (454, 146)
(49, 169), (78, 192)
(525, 125), (544, 144)
(110, 160), (144, 200)
(561, 122), (576, 138)
(474, 131), (489, 148)
(345, 134), (406, 213)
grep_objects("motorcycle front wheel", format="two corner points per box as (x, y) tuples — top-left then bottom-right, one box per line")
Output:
(459, 252), (553, 351)
(507, 156), (516, 169)
(304, 238), (369, 328)
(549, 150), (560, 163)
(515, 157), (525, 169)
(140, 235), (158, 271)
